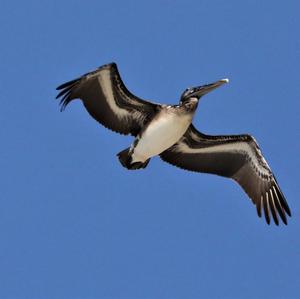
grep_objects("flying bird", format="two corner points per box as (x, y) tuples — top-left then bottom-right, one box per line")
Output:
(56, 62), (291, 225)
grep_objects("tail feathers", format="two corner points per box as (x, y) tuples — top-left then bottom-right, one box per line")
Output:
(117, 148), (132, 168)
(117, 148), (150, 170)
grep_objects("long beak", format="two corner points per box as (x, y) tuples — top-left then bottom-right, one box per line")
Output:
(191, 78), (229, 97)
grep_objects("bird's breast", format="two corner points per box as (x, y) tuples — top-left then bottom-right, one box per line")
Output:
(131, 110), (193, 162)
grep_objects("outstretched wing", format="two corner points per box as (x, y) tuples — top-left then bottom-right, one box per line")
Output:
(56, 63), (160, 136)
(160, 124), (291, 225)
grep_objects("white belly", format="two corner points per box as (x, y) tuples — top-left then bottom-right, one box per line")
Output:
(132, 110), (192, 162)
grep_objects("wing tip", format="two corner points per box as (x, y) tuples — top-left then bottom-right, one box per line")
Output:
(56, 81), (79, 110)
(255, 185), (291, 226)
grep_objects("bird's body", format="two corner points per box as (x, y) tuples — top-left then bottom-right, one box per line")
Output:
(56, 62), (291, 225)
(131, 105), (194, 163)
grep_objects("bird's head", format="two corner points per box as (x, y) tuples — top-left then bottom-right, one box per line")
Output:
(180, 78), (229, 110)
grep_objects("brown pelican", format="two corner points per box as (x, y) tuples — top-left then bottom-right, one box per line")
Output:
(56, 62), (291, 225)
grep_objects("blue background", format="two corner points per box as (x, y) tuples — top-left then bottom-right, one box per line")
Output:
(1, 1), (299, 298)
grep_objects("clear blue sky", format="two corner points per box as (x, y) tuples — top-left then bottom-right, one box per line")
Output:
(1, 1), (299, 298)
